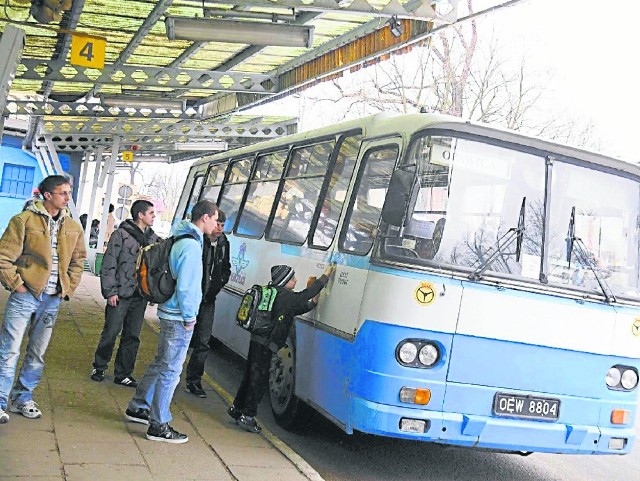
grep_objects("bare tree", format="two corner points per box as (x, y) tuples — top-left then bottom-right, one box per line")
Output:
(303, 0), (599, 149)
(143, 169), (185, 221)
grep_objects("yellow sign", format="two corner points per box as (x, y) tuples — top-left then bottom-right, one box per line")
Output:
(414, 282), (436, 306)
(632, 319), (640, 337)
(121, 151), (134, 162)
(70, 34), (106, 69)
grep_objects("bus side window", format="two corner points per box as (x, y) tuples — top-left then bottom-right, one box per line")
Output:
(236, 150), (286, 238)
(218, 157), (253, 233)
(199, 162), (228, 206)
(180, 174), (205, 220)
(268, 140), (335, 244)
(311, 135), (361, 249)
(340, 145), (398, 255)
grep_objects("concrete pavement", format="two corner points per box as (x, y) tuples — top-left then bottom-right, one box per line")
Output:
(0, 274), (325, 481)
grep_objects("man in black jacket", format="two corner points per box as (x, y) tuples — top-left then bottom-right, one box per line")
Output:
(91, 200), (159, 387)
(184, 210), (231, 397)
(227, 263), (335, 433)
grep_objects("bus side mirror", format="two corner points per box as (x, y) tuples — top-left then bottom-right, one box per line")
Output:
(381, 169), (415, 226)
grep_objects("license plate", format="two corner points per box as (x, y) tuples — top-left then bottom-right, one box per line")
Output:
(493, 392), (560, 421)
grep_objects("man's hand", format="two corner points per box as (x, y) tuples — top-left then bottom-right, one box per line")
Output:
(108, 295), (119, 307)
(15, 284), (28, 294)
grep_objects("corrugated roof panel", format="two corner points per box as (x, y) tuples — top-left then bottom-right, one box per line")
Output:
(1, 0), (467, 153)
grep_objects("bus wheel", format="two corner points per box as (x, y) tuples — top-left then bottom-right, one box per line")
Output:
(269, 335), (311, 430)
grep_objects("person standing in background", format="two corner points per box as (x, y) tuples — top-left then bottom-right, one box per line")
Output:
(91, 200), (159, 387)
(104, 203), (116, 249)
(184, 209), (231, 398)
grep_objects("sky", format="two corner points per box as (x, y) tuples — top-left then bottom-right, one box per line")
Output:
(488, 0), (640, 162)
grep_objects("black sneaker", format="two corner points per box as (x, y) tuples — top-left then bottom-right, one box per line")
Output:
(237, 414), (261, 434)
(227, 405), (242, 422)
(185, 381), (206, 398)
(125, 407), (150, 425)
(90, 369), (104, 382)
(146, 423), (188, 444)
(114, 376), (138, 388)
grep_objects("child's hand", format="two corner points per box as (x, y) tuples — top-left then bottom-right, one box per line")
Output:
(324, 263), (336, 278)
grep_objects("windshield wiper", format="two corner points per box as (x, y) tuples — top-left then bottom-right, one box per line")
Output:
(566, 206), (616, 303)
(469, 197), (526, 281)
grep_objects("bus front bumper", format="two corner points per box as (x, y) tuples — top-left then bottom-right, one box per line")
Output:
(349, 397), (636, 455)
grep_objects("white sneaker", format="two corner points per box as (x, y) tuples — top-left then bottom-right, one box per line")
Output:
(0, 407), (8, 424)
(10, 400), (42, 419)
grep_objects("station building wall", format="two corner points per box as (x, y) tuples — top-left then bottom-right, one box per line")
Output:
(0, 135), (70, 235)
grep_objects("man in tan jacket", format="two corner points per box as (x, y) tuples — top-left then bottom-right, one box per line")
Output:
(0, 175), (86, 424)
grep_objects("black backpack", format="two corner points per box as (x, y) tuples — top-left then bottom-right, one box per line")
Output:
(135, 234), (192, 304)
(236, 284), (278, 336)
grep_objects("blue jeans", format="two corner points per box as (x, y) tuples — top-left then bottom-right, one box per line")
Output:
(128, 318), (193, 426)
(0, 291), (62, 410)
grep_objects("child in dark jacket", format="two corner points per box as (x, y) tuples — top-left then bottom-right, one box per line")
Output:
(228, 263), (335, 433)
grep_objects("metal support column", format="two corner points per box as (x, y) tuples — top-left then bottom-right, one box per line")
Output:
(0, 25), (26, 144)
(43, 134), (79, 219)
(37, 146), (56, 176)
(84, 146), (104, 250)
(76, 149), (91, 214)
(96, 137), (121, 251)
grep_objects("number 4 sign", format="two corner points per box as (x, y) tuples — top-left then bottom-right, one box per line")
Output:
(70, 33), (106, 69)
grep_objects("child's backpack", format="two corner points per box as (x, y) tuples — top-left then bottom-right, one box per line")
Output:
(135, 234), (192, 304)
(236, 284), (278, 336)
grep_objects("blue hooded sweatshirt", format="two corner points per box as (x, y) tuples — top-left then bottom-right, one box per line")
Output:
(157, 219), (204, 325)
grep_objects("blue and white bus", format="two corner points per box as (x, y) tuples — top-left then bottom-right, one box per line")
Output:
(174, 112), (640, 455)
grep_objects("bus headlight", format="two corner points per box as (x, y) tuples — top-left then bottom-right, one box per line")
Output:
(621, 369), (639, 390)
(606, 367), (621, 388)
(606, 365), (638, 391)
(418, 344), (439, 367)
(396, 339), (441, 368)
(398, 342), (418, 364)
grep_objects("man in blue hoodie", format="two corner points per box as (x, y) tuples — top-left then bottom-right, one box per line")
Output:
(124, 200), (219, 444)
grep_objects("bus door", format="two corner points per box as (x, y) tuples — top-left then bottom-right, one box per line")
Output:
(308, 138), (401, 424)
(318, 138), (403, 336)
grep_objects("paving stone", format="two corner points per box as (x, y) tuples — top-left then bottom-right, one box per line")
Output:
(0, 428), (57, 452)
(144, 453), (231, 480)
(0, 450), (62, 477)
(59, 441), (145, 465)
(229, 466), (310, 481)
(215, 445), (297, 468)
(55, 420), (133, 444)
(64, 464), (153, 481)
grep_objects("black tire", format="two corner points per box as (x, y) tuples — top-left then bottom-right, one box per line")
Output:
(269, 330), (312, 430)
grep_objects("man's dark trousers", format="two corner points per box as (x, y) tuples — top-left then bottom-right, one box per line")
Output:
(185, 300), (215, 383)
(93, 295), (147, 379)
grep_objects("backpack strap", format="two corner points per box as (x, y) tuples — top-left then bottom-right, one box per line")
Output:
(167, 233), (199, 278)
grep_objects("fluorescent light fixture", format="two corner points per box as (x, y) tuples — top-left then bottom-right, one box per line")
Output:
(165, 16), (314, 48)
(388, 15), (403, 38)
(174, 141), (228, 151)
(99, 95), (185, 111)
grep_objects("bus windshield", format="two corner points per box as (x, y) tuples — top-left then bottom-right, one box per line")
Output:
(380, 134), (640, 301)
